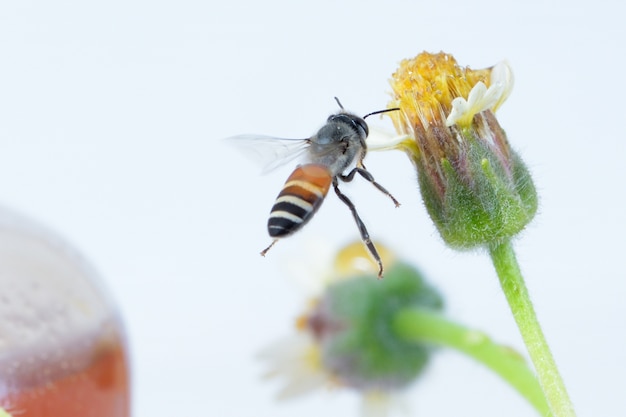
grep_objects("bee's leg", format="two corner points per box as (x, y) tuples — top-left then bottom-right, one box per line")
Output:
(332, 179), (384, 278)
(340, 167), (400, 208)
(260, 239), (278, 257)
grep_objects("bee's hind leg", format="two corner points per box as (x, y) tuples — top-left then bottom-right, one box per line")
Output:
(332, 179), (384, 278)
(260, 239), (278, 257)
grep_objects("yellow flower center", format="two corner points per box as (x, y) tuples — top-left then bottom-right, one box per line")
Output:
(388, 52), (491, 132)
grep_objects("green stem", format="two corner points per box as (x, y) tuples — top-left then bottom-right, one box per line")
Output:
(489, 240), (575, 417)
(394, 308), (551, 416)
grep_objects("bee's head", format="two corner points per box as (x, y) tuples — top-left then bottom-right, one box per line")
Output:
(329, 97), (400, 140)
(327, 113), (369, 138)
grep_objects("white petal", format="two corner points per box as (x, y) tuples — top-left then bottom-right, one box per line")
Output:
(360, 391), (411, 417)
(276, 372), (328, 400)
(466, 81), (488, 108)
(259, 333), (330, 401)
(366, 126), (411, 151)
(490, 60), (514, 112)
(446, 96), (470, 127)
(446, 77), (508, 127)
(280, 238), (335, 296)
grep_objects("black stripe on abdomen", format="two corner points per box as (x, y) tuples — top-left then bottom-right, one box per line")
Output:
(268, 195), (316, 238)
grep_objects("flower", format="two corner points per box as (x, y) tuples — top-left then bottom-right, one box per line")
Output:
(260, 242), (443, 416)
(386, 52), (537, 248)
(258, 332), (330, 400)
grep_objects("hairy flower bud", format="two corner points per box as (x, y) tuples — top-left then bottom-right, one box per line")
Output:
(387, 52), (537, 248)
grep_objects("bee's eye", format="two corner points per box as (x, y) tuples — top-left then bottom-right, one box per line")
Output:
(355, 118), (369, 137)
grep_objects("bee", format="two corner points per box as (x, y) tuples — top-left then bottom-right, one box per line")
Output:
(228, 98), (400, 278)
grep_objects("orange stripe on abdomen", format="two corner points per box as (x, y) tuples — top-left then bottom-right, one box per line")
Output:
(267, 164), (332, 238)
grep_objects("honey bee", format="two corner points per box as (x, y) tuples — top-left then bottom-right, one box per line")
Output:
(228, 98), (399, 278)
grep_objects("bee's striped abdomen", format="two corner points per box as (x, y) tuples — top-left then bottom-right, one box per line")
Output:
(268, 164), (332, 238)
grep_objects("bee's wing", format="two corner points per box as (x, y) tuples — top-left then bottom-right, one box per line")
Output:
(226, 134), (311, 174)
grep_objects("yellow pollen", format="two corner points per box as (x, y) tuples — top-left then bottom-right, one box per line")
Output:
(295, 314), (309, 331)
(388, 52), (491, 132)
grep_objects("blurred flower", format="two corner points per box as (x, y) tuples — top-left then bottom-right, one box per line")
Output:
(385, 52), (537, 248)
(260, 242), (442, 416)
(258, 332), (329, 400)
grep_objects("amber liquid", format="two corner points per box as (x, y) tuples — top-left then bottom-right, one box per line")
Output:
(0, 208), (132, 416)
(0, 326), (130, 417)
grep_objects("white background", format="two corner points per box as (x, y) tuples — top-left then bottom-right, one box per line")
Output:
(1, 0), (625, 416)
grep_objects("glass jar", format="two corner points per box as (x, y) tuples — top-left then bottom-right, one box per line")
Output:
(0, 208), (130, 416)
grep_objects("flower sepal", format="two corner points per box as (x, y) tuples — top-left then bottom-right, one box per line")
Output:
(421, 138), (538, 248)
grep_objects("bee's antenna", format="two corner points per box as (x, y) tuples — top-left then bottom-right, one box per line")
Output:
(363, 107), (400, 119)
(335, 97), (399, 119)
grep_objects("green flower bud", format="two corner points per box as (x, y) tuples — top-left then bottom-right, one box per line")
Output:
(387, 52), (538, 248)
(305, 260), (443, 391)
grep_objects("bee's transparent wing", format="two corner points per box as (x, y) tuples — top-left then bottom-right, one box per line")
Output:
(226, 134), (311, 174)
